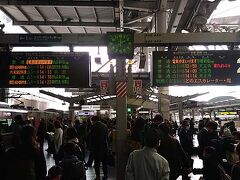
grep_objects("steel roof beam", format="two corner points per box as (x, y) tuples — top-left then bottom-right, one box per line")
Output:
(0, 6), (30, 33)
(12, 20), (119, 28)
(125, 13), (154, 25)
(1, 32), (240, 46)
(167, 0), (188, 33)
(125, 22), (151, 28)
(0, 0), (118, 8)
(73, 7), (82, 22)
(124, 1), (157, 12)
(34, 7), (46, 21)
(16, 6), (43, 33)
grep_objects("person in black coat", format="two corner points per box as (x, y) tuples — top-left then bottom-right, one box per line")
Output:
(179, 119), (194, 157)
(37, 118), (46, 150)
(89, 116), (109, 180)
(197, 121), (218, 159)
(193, 146), (220, 180)
(157, 122), (191, 180)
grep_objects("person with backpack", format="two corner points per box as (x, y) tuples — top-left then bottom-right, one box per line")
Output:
(57, 127), (83, 163)
(59, 142), (86, 180)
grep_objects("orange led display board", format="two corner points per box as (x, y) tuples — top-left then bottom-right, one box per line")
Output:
(0, 52), (90, 88)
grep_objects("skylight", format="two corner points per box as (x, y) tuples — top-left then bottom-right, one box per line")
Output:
(209, 0), (240, 19)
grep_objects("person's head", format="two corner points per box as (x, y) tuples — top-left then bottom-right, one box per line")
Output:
(20, 125), (37, 147)
(153, 114), (163, 124)
(14, 115), (24, 125)
(66, 127), (78, 140)
(63, 142), (76, 156)
(54, 121), (62, 129)
(222, 127), (232, 137)
(205, 121), (218, 133)
(144, 128), (161, 148)
(182, 119), (190, 130)
(158, 122), (172, 135)
(133, 117), (145, 130)
(91, 116), (100, 124)
(48, 165), (62, 180)
(203, 146), (216, 160)
(75, 119), (80, 125)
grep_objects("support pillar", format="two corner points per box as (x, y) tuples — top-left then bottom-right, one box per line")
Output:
(69, 103), (75, 125)
(109, 63), (115, 95)
(116, 59), (127, 180)
(143, 47), (149, 72)
(156, 0), (170, 120)
(115, 0), (128, 178)
(192, 109), (195, 121)
(127, 63), (134, 96)
(178, 99), (183, 122)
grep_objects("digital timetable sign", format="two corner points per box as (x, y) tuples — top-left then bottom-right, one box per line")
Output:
(152, 51), (240, 86)
(0, 52), (90, 88)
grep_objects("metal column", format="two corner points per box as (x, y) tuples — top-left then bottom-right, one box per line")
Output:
(116, 59), (127, 180)
(156, 0), (170, 120)
(178, 99), (183, 122)
(69, 103), (75, 125)
(115, 0), (128, 179)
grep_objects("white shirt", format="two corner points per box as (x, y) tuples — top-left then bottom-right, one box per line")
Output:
(125, 147), (170, 180)
(54, 128), (63, 153)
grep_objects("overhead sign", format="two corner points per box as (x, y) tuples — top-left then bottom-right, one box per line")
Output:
(134, 80), (142, 95)
(81, 105), (100, 111)
(100, 80), (109, 95)
(152, 51), (240, 86)
(107, 32), (134, 59)
(0, 52), (90, 88)
(19, 34), (62, 42)
(217, 111), (237, 115)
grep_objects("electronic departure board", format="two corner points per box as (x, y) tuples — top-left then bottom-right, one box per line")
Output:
(0, 52), (90, 88)
(152, 51), (240, 86)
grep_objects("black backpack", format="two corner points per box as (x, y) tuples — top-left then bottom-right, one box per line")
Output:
(60, 159), (86, 180)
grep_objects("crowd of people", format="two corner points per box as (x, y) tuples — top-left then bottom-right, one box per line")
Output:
(126, 116), (240, 180)
(0, 113), (240, 180)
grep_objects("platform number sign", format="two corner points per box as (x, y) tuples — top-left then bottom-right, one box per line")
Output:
(107, 32), (134, 59)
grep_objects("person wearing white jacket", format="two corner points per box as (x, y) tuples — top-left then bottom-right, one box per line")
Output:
(125, 128), (170, 180)
(53, 121), (63, 155)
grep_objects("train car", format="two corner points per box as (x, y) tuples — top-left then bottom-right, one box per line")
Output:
(0, 102), (28, 134)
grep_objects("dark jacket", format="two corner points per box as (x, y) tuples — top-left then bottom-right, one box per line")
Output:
(3, 145), (46, 180)
(197, 128), (219, 159)
(178, 128), (194, 156)
(60, 155), (86, 180)
(231, 162), (240, 180)
(157, 135), (190, 180)
(193, 156), (219, 180)
(90, 121), (108, 160)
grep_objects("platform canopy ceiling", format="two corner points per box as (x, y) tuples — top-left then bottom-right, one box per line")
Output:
(0, 0), (221, 34)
